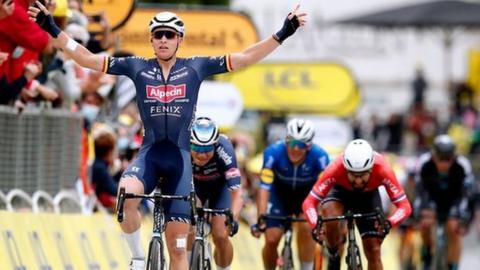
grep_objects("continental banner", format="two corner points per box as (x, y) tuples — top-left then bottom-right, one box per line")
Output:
(116, 8), (258, 58)
(215, 63), (360, 116)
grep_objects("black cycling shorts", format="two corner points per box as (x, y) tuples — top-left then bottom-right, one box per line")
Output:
(322, 185), (384, 239)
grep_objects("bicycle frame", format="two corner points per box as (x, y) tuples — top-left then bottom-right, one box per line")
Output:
(190, 207), (233, 270)
(433, 221), (448, 270)
(117, 187), (196, 270)
(314, 208), (386, 270)
(258, 215), (306, 270)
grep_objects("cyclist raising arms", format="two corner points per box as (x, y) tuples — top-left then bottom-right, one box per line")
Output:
(414, 134), (474, 270)
(251, 119), (330, 270)
(302, 139), (412, 270)
(28, 1), (307, 269)
(189, 117), (243, 270)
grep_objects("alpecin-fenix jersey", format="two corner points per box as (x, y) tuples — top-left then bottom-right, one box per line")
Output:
(102, 55), (233, 150)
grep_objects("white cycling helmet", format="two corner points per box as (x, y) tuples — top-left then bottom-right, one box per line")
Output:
(190, 117), (219, 146)
(148, 11), (185, 37)
(286, 118), (315, 144)
(343, 139), (375, 172)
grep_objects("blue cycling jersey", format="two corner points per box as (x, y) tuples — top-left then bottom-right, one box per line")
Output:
(260, 140), (330, 190)
(104, 55), (232, 150)
(260, 140), (330, 226)
(193, 135), (241, 190)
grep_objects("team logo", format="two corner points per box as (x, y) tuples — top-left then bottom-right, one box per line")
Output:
(146, 84), (186, 103)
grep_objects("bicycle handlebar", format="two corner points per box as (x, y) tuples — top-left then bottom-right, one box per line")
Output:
(257, 214), (306, 232)
(313, 207), (386, 243)
(116, 187), (195, 223)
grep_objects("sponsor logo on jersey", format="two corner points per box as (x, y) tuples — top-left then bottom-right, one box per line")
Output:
(314, 177), (336, 196)
(150, 105), (182, 116)
(170, 71), (188, 81)
(382, 178), (400, 196)
(217, 146), (233, 165)
(146, 84), (186, 103)
(141, 71), (155, 79)
(225, 168), (241, 179)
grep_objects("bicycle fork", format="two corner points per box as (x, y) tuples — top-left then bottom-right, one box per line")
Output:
(346, 217), (362, 270)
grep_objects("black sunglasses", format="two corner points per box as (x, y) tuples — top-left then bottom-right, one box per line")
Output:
(152, 30), (177, 40)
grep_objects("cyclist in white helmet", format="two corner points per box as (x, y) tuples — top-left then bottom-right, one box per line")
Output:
(251, 118), (330, 270)
(303, 139), (412, 270)
(28, 1), (307, 269)
(188, 117), (243, 270)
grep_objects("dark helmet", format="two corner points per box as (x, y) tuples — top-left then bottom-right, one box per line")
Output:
(432, 134), (456, 160)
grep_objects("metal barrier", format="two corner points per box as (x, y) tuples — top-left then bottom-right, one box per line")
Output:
(6, 188), (32, 212)
(32, 190), (55, 213)
(0, 190), (6, 210)
(53, 190), (84, 214)
(0, 106), (82, 195)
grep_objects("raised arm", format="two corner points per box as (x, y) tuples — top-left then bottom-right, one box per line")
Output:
(28, 1), (105, 72)
(229, 4), (307, 71)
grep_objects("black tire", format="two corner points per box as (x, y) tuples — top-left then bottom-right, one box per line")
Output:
(434, 227), (448, 270)
(346, 244), (362, 270)
(147, 237), (165, 270)
(281, 245), (294, 270)
(190, 240), (204, 270)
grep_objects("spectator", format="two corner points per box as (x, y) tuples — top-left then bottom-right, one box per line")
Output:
(0, 0), (14, 19)
(41, 23), (88, 109)
(411, 66), (428, 108)
(91, 129), (118, 210)
(385, 113), (404, 153)
(0, 54), (43, 105)
(0, 0), (53, 83)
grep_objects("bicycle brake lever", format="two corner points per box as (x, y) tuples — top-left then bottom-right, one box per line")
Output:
(117, 187), (126, 223)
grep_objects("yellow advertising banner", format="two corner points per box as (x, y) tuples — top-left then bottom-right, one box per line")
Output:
(83, 0), (135, 32)
(216, 63), (360, 116)
(115, 8), (258, 58)
(468, 49), (480, 93)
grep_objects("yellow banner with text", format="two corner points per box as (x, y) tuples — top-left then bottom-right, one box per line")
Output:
(216, 63), (360, 115)
(115, 8), (258, 58)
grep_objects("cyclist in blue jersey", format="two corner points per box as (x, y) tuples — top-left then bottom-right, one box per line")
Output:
(188, 117), (243, 270)
(29, 2), (307, 269)
(251, 119), (330, 270)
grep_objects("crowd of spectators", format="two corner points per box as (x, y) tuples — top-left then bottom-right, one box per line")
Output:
(0, 0), (141, 211)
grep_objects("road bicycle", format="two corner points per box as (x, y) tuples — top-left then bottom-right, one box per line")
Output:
(313, 208), (387, 270)
(117, 187), (196, 270)
(257, 215), (307, 270)
(189, 207), (234, 270)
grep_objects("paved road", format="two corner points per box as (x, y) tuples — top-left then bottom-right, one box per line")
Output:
(231, 223), (480, 270)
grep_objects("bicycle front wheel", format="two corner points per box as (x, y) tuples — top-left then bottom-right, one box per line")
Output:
(190, 240), (205, 270)
(280, 245), (294, 270)
(346, 244), (362, 270)
(147, 237), (165, 270)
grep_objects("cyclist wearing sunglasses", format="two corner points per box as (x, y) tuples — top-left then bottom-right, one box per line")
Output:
(28, 1), (307, 268)
(189, 117), (243, 270)
(413, 134), (474, 270)
(251, 118), (329, 270)
(302, 139), (412, 270)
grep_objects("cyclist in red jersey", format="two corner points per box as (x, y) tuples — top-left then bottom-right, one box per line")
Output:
(302, 139), (412, 270)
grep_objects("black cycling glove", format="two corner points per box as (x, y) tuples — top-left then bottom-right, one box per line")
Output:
(382, 220), (392, 236)
(229, 220), (239, 237)
(273, 13), (300, 44)
(33, 2), (61, 38)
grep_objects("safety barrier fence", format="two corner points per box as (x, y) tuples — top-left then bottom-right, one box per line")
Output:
(0, 211), (267, 270)
(0, 106), (82, 195)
